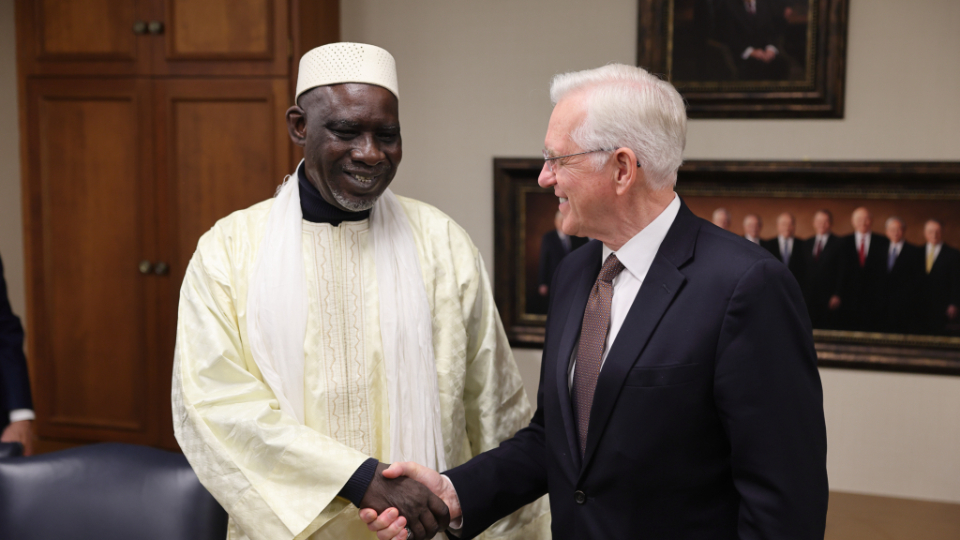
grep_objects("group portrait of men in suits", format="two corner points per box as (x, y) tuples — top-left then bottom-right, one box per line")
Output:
(713, 206), (960, 335)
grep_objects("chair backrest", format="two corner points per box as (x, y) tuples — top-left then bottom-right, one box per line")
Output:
(0, 442), (228, 540)
(0, 441), (23, 458)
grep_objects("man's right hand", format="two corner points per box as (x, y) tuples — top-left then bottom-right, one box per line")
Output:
(358, 462), (450, 540)
(360, 462), (462, 540)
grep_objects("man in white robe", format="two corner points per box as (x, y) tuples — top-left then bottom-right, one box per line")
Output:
(172, 43), (549, 540)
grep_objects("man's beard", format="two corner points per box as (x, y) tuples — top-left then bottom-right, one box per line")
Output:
(330, 184), (379, 212)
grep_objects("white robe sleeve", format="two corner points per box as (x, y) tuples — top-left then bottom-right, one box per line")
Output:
(172, 226), (370, 540)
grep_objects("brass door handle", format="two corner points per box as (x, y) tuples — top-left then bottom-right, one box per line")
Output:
(133, 21), (147, 35)
(138, 260), (153, 274)
(147, 21), (165, 35)
(154, 262), (170, 276)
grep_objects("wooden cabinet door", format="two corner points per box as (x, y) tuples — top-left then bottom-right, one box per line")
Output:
(23, 78), (162, 447)
(153, 78), (291, 448)
(151, 0), (289, 76)
(15, 0), (153, 76)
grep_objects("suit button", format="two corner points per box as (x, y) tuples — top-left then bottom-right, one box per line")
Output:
(574, 490), (586, 504)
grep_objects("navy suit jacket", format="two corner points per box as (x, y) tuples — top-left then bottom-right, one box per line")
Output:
(0, 254), (33, 429)
(446, 202), (828, 540)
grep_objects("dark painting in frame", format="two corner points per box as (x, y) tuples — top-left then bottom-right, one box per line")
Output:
(494, 158), (960, 376)
(637, 0), (849, 118)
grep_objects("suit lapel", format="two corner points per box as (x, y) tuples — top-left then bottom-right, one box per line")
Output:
(555, 242), (602, 470)
(578, 202), (699, 479)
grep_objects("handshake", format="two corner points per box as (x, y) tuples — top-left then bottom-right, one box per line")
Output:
(357, 461), (461, 540)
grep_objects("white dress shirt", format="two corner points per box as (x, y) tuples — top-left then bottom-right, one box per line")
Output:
(558, 230), (572, 252)
(927, 242), (943, 265)
(568, 194), (681, 388)
(778, 236), (794, 263)
(889, 241), (903, 258)
(812, 234), (829, 255)
(9, 409), (35, 423)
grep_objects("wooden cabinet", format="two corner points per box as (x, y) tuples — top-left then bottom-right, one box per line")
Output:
(23, 78), (161, 446)
(17, 0), (289, 76)
(16, 0), (338, 452)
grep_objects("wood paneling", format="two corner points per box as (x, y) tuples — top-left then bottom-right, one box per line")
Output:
(169, 0), (271, 56)
(25, 79), (158, 443)
(288, 0), (338, 169)
(156, 0), (288, 76)
(152, 78), (289, 448)
(39, 0), (138, 57)
(17, 0), (336, 453)
(156, 78), (288, 294)
(16, 0), (151, 75)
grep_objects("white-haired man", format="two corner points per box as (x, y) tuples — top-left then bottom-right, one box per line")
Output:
(172, 43), (549, 540)
(362, 64), (828, 540)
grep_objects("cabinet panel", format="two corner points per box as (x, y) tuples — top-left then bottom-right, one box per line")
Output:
(153, 78), (291, 448)
(169, 0), (271, 57)
(158, 78), (290, 280)
(155, 0), (288, 76)
(39, 0), (137, 56)
(24, 79), (158, 444)
(16, 0), (152, 75)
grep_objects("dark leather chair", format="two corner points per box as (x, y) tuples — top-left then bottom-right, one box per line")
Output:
(0, 442), (228, 540)
(0, 441), (23, 458)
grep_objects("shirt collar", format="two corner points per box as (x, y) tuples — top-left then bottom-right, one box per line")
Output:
(602, 193), (681, 280)
(297, 161), (372, 225)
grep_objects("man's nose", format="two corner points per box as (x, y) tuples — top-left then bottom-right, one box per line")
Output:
(352, 134), (385, 165)
(538, 163), (555, 188)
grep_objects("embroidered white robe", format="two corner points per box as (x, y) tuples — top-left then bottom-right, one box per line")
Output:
(172, 195), (550, 540)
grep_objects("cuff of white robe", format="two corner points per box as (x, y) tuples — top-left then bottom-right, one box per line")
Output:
(9, 409), (35, 423)
(339, 457), (379, 507)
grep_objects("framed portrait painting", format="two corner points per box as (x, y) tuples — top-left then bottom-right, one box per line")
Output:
(637, 0), (849, 118)
(494, 158), (960, 376)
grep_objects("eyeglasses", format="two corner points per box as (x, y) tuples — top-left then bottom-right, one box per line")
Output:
(542, 148), (640, 174)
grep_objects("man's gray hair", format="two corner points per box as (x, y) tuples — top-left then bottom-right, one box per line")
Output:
(885, 216), (905, 229)
(549, 64), (687, 190)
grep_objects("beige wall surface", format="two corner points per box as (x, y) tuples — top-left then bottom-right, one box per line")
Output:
(0, 0), (24, 322)
(343, 0), (960, 504)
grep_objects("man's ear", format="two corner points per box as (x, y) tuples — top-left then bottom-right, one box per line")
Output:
(612, 147), (640, 196)
(286, 106), (307, 147)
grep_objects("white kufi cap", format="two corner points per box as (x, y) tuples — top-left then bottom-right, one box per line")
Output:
(295, 42), (399, 103)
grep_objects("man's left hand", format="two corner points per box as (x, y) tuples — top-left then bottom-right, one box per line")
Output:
(947, 304), (958, 320)
(1, 420), (33, 456)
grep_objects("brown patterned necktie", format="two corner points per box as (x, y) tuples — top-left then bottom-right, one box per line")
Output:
(572, 253), (626, 457)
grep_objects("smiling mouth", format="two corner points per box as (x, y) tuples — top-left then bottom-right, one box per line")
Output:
(559, 197), (568, 204)
(345, 171), (380, 184)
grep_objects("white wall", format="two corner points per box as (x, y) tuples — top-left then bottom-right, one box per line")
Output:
(0, 0), (24, 322)
(343, 0), (960, 504)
